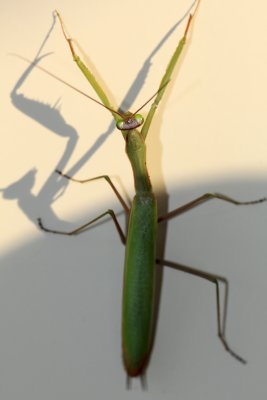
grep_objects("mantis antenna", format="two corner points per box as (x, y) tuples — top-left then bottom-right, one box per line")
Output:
(55, 9), (170, 130)
(14, 54), (169, 131)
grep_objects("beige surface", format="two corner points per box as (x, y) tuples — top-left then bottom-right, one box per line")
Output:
(1, 0), (267, 398)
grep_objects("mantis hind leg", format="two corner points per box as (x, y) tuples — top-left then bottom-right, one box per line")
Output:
(156, 259), (246, 364)
(38, 209), (126, 244)
(158, 192), (267, 222)
(156, 191), (267, 362)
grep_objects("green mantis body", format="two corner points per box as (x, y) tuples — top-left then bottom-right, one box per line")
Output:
(122, 131), (157, 375)
(37, 2), (267, 380)
(40, 8), (195, 377)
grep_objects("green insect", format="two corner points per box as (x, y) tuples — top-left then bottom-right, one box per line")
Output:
(36, 1), (266, 383)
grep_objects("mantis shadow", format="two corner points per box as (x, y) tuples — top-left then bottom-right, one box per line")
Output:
(5, 0), (206, 382)
(7, 2), (196, 229)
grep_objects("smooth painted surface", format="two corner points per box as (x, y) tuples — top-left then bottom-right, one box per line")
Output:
(1, 0), (267, 398)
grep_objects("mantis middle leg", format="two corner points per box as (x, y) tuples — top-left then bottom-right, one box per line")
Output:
(157, 191), (267, 362)
(38, 170), (130, 243)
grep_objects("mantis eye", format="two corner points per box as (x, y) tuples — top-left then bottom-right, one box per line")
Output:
(116, 114), (144, 131)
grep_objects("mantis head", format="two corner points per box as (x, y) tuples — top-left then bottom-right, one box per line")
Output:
(116, 113), (144, 131)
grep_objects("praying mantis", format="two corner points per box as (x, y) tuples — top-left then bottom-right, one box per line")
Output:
(29, 0), (267, 384)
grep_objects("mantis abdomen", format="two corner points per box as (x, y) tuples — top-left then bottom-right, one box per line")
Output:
(122, 192), (157, 376)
